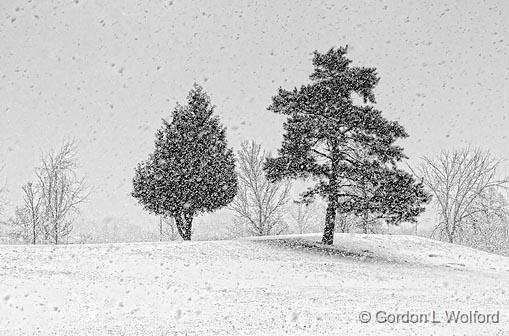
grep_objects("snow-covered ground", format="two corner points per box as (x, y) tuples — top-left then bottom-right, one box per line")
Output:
(0, 233), (508, 335)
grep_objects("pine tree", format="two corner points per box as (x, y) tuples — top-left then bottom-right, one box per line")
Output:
(132, 84), (238, 240)
(264, 47), (430, 245)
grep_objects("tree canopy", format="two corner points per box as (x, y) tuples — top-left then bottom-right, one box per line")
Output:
(132, 84), (238, 240)
(265, 46), (430, 244)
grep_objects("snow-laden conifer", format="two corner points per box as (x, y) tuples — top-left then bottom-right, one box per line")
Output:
(132, 84), (238, 240)
(264, 47), (430, 244)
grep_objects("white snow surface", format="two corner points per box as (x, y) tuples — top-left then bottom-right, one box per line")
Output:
(0, 233), (508, 335)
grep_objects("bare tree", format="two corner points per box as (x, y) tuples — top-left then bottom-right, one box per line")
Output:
(335, 212), (361, 233)
(21, 182), (43, 244)
(6, 207), (32, 243)
(416, 148), (509, 243)
(288, 201), (324, 234)
(36, 139), (88, 244)
(288, 202), (314, 234)
(229, 141), (291, 236)
(459, 187), (509, 255)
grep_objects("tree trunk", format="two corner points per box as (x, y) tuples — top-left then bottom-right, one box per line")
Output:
(362, 210), (369, 234)
(322, 196), (337, 245)
(322, 140), (339, 245)
(32, 217), (36, 245)
(175, 214), (186, 240)
(447, 227), (454, 243)
(183, 212), (193, 240)
(445, 220), (455, 243)
(175, 212), (193, 241)
(54, 222), (58, 245)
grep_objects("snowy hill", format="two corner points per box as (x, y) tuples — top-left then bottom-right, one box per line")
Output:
(0, 234), (508, 335)
(248, 233), (509, 274)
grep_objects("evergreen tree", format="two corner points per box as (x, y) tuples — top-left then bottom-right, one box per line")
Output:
(264, 47), (430, 245)
(132, 84), (238, 240)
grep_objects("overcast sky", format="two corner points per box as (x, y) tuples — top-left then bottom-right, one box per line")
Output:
(0, 0), (508, 229)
